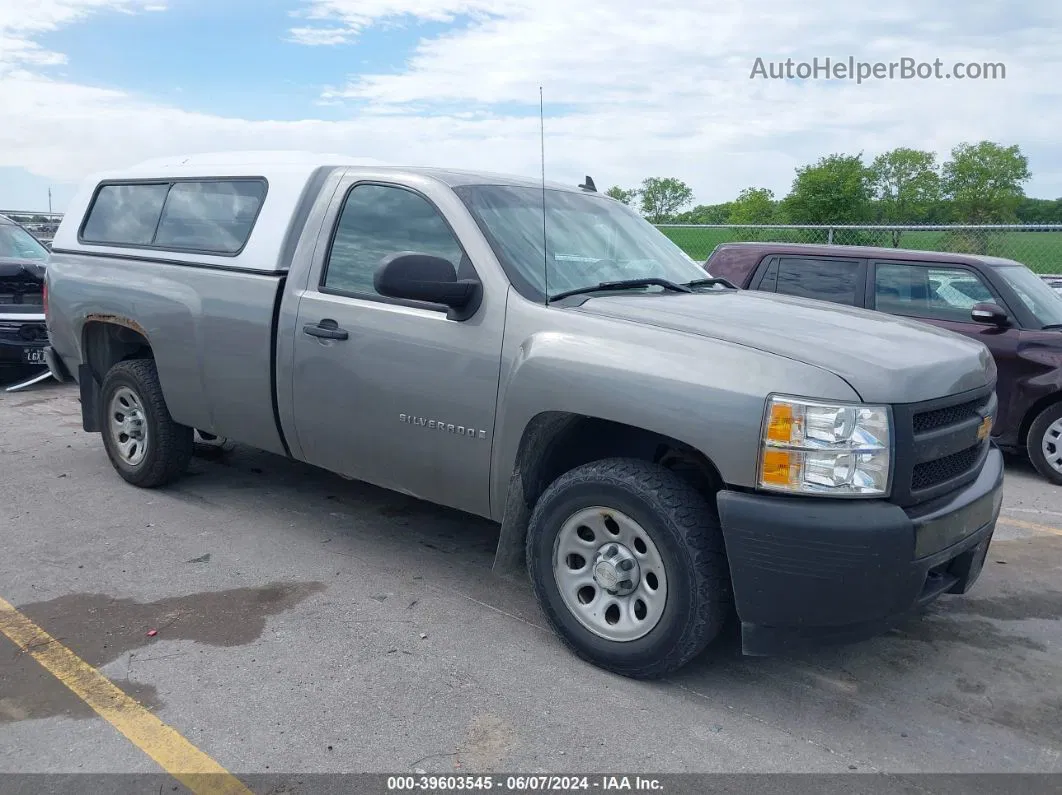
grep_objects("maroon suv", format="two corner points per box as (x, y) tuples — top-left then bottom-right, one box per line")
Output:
(706, 242), (1062, 484)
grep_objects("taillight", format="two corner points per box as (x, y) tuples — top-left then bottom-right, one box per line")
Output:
(42, 281), (48, 321)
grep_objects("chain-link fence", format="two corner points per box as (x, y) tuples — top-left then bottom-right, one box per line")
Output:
(658, 224), (1062, 275)
(6, 211), (1062, 276)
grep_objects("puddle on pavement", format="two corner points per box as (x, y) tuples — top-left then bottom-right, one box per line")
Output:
(0, 581), (325, 724)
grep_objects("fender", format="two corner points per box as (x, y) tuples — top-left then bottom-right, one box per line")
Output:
(488, 327), (861, 521)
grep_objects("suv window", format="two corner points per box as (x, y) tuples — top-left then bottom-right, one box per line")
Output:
(874, 263), (995, 322)
(80, 179), (267, 254)
(758, 256), (863, 306)
(323, 184), (465, 297)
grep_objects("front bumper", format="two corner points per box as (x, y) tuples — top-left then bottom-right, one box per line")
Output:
(717, 445), (1004, 655)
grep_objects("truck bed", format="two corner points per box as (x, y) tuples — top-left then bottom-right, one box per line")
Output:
(46, 252), (289, 456)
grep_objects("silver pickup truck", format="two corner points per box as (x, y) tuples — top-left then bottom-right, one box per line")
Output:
(43, 151), (1004, 678)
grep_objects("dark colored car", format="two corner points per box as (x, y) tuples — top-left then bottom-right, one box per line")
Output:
(0, 214), (49, 372)
(706, 241), (1062, 485)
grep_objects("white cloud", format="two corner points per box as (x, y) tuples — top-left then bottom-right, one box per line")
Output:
(288, 0), (506, 45)
(0, 0), (165, 73)
(1, 0), (1061, 211)
(286, 26), (351, 46)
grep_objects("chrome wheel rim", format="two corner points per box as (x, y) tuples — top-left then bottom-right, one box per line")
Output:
(552, 507), (668, 642)
(109, 386), (148, 467)
(1042, 418), (1062, 475)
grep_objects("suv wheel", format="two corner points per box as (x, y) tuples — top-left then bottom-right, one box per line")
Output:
(99, 359), (193, 487)
(526, 457), (731, 679)
(1028, 402), (1062, 485)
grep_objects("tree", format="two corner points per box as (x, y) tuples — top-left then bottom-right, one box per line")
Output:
(782, 153), (873, 225)
(869, 148), (941, 224)
(674, 203), (731, 224)
(727, 187), (777, 225)
(1016, 197), (1062, 224)
(637, 177), (693, 223)
(605, 186), (638, 206)
(942, 141), (1031, 224)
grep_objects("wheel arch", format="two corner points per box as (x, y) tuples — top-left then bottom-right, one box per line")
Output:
(79, 319), (153, 432)
(1020, 391), (1062, 449)
(491, 411), (726, 577)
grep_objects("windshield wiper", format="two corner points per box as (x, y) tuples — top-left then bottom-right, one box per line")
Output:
(1040, 324), (1062, 330)
(683, 277), (738, 290)
(547, 278), (693, 303)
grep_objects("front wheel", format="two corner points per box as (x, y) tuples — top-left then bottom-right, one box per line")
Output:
(99, 359), (193, 488)
(1027, 401), (1062, 485)
(526, 458), (731, 679)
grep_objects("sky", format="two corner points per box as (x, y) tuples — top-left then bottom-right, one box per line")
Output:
(0, 0), (1060, 213)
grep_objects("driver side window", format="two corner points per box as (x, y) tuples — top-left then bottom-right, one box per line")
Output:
(874, 262), (995, 322)
(322, 184), (465, 297)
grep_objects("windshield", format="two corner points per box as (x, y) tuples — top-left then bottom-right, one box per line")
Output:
(0, 223), (49, 261)
(454, 185), (706, 300)
(994, 265), (1062, 327)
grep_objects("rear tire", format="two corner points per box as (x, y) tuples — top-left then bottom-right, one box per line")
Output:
(99, 359), (193, 488)
(1027, 402), (1062, 486)
(526, 457), (731, 679)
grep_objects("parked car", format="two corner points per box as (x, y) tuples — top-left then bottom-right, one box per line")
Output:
(44, 152), (1003, 677)
(706, 242), (1062, 484)
(0, 213), (49, 373)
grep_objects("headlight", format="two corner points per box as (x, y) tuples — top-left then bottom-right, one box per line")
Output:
(758, 395), (892, 497)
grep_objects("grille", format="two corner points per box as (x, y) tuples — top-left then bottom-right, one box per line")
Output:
(912, 444), (983, 491)
(912, 398), (983, 434)
(0, 279), (43, 304)
(892, 385), (995, 506)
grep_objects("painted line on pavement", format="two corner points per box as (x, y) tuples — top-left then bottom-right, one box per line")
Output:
(998, 515), (1062, 537)
(0, 595), (252, 795)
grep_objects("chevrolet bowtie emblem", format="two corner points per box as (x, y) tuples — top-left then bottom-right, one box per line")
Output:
(977, 414), (993, 442)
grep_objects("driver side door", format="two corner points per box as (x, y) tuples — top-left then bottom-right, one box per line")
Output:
(289, 179), (503, 517)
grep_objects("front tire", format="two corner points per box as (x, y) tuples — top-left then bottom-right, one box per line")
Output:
(526, 458), (731, 679)
(1027, 402), (1062, 485)
(99, 359), (193, 488)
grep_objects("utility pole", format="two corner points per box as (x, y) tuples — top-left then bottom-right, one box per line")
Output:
(48, 187), (53, 214)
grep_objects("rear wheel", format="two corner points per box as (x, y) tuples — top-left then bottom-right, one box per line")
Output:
(526, 457), (731, 679)
(99, 359), (193, 487)
(1027, 402), (1062, 485)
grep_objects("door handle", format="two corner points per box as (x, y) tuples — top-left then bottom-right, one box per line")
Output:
(303, 319), (349, 340)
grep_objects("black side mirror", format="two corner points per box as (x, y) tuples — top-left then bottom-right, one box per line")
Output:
(971, 302), (1009, 327)
(374, 252), (482, 321)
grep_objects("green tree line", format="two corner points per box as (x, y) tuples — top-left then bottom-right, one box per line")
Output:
(605, 141), (1056, 227)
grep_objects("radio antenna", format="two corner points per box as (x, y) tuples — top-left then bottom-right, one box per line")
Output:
(540, 85), (549, 304)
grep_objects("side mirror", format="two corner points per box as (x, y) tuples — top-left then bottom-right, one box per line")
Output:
(971, 302), (1009, 327)
(374, 252), (482, 321)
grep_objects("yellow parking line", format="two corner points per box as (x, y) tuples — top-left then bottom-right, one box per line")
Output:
(0, 596), (252, 795)
(998, 516), (1062, 537)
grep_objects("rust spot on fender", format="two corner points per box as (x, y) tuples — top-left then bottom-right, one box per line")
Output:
(85, 313), (149, 339)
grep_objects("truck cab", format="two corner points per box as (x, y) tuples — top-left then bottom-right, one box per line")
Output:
(43, 153), (1004, 678)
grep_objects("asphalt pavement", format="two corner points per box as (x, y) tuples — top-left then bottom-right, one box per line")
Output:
(1, 378), (1060, 784)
